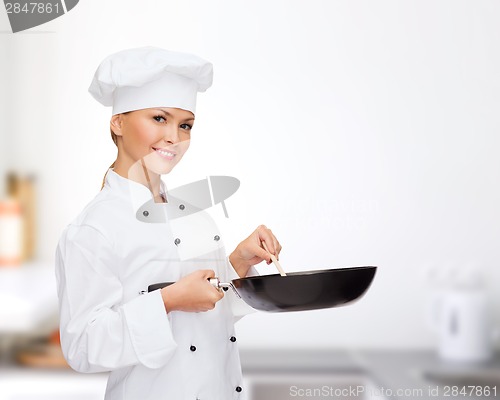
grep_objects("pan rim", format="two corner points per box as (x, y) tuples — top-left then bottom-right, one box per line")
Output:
(232, 265), (377, 282)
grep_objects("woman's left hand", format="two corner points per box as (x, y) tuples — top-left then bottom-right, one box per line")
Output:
(229, 225), (282, 278)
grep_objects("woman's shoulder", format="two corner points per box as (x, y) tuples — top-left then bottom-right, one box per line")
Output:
(68, 188), (133, 235)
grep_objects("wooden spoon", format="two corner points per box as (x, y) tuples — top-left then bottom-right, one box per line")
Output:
(261, 241), (286, 276)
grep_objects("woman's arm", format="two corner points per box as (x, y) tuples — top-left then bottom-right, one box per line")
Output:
(55, 224), (177, 373)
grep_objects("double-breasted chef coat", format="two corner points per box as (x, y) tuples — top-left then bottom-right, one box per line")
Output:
(55, 170), (257, 400)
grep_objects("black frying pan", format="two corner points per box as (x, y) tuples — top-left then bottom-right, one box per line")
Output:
(149, 266), (377, 312)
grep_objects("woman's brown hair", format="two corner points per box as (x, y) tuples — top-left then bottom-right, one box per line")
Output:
(101, 128), (119, 190)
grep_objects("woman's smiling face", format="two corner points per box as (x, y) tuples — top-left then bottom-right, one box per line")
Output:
(111, 107), (194, 176)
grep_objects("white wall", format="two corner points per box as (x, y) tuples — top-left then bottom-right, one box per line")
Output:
(2, 0), (500, 349)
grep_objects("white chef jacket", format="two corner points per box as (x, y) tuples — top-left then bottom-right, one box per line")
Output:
(55, 170), (256, 400)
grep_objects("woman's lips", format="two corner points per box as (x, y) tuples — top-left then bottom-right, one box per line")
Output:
(153, 147), (176, 160)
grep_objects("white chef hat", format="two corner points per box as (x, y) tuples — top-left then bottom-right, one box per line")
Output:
(88, 46), (213, 115)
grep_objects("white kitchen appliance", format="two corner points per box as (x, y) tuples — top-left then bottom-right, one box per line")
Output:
(430, 286), (494, 362)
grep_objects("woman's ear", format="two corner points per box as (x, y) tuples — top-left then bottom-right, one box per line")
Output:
(110, 114), (124, 136)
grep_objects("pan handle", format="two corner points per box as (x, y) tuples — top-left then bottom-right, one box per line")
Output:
(208, 278), (241, 299)
(147, 282), (173, 292)
(147, 278), (241, 299)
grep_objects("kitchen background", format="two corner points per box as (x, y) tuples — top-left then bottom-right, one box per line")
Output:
(1, 0), (499, 399)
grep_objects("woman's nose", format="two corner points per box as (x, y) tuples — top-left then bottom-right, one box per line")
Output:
(163, 127), (181, 144)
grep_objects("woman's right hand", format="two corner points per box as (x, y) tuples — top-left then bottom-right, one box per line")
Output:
(160, 269), (224, 313)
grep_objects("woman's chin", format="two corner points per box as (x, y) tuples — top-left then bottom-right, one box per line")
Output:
(148, 160), (179, 175)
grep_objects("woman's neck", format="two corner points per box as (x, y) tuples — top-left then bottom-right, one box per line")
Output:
(113, 159), (165, 203)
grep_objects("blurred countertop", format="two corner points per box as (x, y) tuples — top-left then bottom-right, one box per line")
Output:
(0, 349), (498, 399)
(240, 348), (500, 373)
(240, 349), (500, 399)
(355, 350), (500, 399)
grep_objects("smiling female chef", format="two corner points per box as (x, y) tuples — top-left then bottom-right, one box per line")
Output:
(55, 47), (281, 400)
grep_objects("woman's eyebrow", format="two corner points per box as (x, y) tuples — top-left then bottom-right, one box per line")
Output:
(155, 108), (195, 121)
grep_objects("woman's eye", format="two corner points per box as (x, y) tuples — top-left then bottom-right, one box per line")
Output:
(180, 123), (193, 131)
(153, 116), (166, 123)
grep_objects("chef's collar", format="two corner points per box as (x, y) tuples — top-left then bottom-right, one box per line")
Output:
(104, 169), (167, 213)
